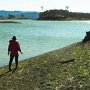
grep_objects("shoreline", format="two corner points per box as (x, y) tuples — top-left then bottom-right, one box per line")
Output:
(1, 41), (90, 89)
(0, 42), (79, 68)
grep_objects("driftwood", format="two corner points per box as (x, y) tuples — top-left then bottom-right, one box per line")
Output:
(58, 59), (75, 64)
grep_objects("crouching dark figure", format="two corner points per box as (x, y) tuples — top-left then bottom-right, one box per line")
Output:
(82, 31), (90, 43)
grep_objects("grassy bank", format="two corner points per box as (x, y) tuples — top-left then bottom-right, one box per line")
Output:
(0, 41), (90, 90)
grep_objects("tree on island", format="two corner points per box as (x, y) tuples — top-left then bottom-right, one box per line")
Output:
(8, 14), (16, 19)
(65, 6), (69, 11)
(0, 16), (3, 18)
(41, 6), (44, 12)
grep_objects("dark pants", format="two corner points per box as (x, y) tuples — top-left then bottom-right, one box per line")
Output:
(9, 55), (18, 70)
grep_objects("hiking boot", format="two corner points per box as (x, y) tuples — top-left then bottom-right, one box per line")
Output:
(9, 68), (12, 71)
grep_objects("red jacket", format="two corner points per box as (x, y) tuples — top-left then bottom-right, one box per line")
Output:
(8, 40), (21, 56)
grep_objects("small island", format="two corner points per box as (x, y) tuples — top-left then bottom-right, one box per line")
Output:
(0, 21), (21, 23)
(38, 9), (90, 20)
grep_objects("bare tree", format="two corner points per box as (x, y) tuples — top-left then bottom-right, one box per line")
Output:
(65, 6), (69, 11)
(41, 6), (44, 12)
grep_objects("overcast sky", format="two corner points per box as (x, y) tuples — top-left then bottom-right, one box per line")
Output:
(0, 0), (90, 12)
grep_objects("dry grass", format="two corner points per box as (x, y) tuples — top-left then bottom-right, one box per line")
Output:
(0, 41), (90, 90)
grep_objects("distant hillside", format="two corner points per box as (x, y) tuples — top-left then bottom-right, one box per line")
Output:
(38, 9), (90, 20)
(0, 10), (40, 19)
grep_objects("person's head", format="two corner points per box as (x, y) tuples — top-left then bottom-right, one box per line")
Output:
(12, 36), (17, 41)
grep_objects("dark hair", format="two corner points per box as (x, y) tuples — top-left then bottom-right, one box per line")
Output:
(12, 36), (17, 40)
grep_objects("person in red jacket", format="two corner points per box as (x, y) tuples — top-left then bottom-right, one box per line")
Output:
(8, 36), (23, 71)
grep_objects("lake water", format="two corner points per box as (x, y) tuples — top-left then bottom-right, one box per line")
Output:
(0, 20), (90, 66)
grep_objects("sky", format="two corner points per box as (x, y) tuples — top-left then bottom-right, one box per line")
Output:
(0, 0), (90, 13)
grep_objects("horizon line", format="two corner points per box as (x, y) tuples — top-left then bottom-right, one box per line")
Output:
(0, 9), (90, 13)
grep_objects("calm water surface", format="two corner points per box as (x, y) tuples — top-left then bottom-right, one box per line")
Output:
(0, 20), (90, 66)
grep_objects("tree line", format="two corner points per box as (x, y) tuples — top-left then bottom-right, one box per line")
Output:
(0, 14), (29, 20)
